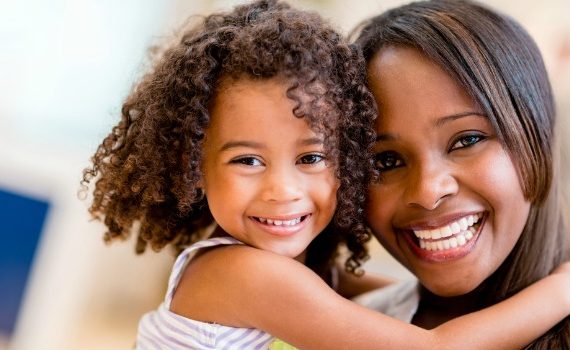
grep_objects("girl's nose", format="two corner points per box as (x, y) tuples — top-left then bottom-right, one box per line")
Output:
(260, 166), (303, 203)
(404, 162), (458, 210)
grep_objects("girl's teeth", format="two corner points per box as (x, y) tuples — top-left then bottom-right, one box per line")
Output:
(257, 217), (302, 226)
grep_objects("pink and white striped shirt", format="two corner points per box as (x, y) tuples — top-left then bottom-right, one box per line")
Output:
(136, 237), (276, 349)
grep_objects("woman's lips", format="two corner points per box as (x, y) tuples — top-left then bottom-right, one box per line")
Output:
(400, 212), (486, 262)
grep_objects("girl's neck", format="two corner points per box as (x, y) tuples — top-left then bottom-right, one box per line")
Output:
(412, 281), (491, 329)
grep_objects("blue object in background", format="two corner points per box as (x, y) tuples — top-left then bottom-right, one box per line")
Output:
(0, 188), (49, 336)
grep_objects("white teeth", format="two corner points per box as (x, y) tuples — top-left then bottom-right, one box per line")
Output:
(440, 226), (452, 238)
(450, 222), (461, 235)
(459, 218), (468, 231)
(412, 213), (483, 252)
(413, 214), (481, 240)
(431, 229), (442, 239)
(256, 216), (302, 226)
(416, 230), (475, 251)
(457, 235), (466, 246)
(449, 237), (458, 248)
(436, 241), (444, 251)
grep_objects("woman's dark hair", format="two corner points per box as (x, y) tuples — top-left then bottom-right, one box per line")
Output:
(81, 0), (377, 283)
(355, 0), (569, 347)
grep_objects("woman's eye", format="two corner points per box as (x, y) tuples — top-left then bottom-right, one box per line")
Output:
(374, 151), (403, 171)
(230, 156), (263, 166)
(298, 153), (325, 165)
(450, 134), (485, 151)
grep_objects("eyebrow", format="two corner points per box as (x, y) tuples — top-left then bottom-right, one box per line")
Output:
(219, 141), (264, 152)
(299, 137), (324, 146)
(375, 112), (487, 142)
(433, 111), (486, 127)
(219, 137), (323, 152)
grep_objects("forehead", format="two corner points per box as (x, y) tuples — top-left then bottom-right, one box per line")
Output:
(207, 77), (316, 138)
(212, 76), (336, 130)
(367, 46), (479, 130)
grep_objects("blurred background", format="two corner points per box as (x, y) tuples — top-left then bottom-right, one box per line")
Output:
(1, 0), (568, 349)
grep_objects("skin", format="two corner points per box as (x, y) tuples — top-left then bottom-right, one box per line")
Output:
(201, 77), (339, 260)
(169, 76), (570, 349)
(365, 46), (531, 305)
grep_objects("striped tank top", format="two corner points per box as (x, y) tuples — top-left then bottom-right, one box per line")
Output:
(136, 237), (296, 349)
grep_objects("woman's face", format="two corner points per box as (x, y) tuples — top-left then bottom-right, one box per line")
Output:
(366, 46), (531, 296)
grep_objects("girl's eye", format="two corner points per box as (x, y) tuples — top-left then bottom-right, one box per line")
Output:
(374, 151), (403, 171)
(297, 153), (326, 165)
(230, 156), (263, 166)
(450, 134), (486, 151)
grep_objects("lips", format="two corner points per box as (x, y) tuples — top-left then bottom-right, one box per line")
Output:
(399, 212), (486, 262)
(252, 215), (307, 226)
(249, 214), (311, 236)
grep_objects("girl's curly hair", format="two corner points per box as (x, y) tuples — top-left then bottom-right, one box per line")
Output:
(82, 0), (377, 281)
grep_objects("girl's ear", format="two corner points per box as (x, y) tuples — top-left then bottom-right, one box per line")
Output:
(196, 187), (206, 202)
(196, 175), (206, 201)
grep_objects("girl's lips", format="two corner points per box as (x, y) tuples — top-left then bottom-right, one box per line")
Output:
(249, 214), (311, 237)
(399, 213), (487, 263)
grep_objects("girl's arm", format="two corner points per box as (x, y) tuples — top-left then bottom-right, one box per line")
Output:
(172, 246), (570, 350)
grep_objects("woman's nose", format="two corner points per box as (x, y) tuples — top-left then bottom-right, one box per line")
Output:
(404, 161), (458, 210)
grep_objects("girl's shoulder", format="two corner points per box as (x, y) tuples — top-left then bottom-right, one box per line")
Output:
(170, 238), (315, 328)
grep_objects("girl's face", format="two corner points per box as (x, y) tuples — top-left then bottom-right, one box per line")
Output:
(202, 78), (339, 259)
(366, 46), (531, 296)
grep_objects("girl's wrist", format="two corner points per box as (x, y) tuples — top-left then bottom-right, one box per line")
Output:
(549, 271), (570, 314)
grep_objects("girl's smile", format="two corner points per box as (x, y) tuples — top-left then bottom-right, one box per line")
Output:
(201, 77), (339, 260)
(365, 46), (531, 297)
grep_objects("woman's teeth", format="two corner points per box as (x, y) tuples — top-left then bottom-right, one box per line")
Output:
(413, 213), (482, 251)
(256, 216), (303, 226)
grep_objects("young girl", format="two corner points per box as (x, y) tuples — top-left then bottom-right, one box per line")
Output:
(355, 0), (570, 348)
(82, 0), (570, 349)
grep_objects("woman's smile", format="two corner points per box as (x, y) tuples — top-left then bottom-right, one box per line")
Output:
(396, 212), (485, 262)
(365, 46), (531, 296)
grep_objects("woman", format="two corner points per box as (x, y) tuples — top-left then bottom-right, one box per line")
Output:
(354, 0), (570, 348)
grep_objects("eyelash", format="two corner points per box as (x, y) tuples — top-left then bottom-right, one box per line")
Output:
(374, 151), (403, 172)
(374, 133), (487, 172)
(230, 156), (263, 166)
(229, 153), (326, 167)
(449, 133), (486, 151)
(297, 153), (326, 165)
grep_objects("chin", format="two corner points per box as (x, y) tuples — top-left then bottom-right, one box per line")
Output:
(417, 272), (484, 297)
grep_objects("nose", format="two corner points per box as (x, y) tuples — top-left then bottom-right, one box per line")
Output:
(404, 161), (458, 210)
(260, 164), (303, 203)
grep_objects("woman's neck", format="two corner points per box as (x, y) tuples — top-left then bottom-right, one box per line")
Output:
(412, 282), (491, 329)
